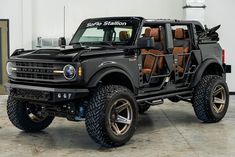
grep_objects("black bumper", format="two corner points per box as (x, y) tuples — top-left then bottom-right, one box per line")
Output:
(5, 83), (89, 103)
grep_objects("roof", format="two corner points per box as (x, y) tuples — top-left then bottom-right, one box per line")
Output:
(83, 16), (204, 28)
(144, 19), (203, 27)
(84, 16), (144, 21)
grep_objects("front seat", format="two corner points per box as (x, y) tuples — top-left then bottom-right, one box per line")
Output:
(142, 28), (164, 75)
(119, 31), (130, 42)
(173, 28), (190, 74)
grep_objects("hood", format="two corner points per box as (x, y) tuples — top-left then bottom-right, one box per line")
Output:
(10, 47), (125, 62)
(10, 48), (79, 62)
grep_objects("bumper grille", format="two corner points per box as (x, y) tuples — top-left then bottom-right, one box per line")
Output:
(14, 88), (50, 101)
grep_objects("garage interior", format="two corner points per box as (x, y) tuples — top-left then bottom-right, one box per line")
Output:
(0, 0), (235, 156)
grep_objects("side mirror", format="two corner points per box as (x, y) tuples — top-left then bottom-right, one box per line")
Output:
(137, 37), (155, 49)
(58, 37), (66, 48)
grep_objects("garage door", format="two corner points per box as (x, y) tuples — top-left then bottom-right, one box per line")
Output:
(0, 20), (9, 95)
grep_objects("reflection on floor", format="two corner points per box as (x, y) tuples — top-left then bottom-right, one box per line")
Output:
(0, 95), (235, 157)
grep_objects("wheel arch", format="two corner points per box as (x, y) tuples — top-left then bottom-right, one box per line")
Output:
(191, 59), (225, 87)
(87, 67), (136, 93)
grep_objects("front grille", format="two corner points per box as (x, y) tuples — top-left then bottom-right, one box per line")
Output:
(14, 88), (50, 101)
(14, 62), (55, 80)
(16, 62), (53, 68)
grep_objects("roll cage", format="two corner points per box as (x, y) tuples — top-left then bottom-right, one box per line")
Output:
(136, 20), (202, 93)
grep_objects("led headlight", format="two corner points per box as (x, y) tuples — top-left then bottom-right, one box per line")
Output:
(6, 62), (16, 76)
(63, 64), (76, 80)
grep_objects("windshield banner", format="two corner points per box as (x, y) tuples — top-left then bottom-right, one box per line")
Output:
(86, 21), (127, 27)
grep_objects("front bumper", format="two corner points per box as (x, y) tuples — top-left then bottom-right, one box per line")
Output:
(5, 83), (89, 103)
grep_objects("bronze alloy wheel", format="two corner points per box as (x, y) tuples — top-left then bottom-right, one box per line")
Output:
(85, 85), (138, 147)
(108, 98), (133, 136)
(212, 85), (226, 114)
(192, 75), (229, 123)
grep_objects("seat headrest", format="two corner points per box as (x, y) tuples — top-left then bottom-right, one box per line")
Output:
(119, 31), (130, 41)
(145, 28), (160, 41)
(144, 28), (152, 37)
(175, 28), (185, 39)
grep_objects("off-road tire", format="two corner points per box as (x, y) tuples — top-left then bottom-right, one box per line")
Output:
(85, 85), (138, 147)
(192, 75), (229, 123)
(7, 92), (55, 132)
(138, 104), (150, 114)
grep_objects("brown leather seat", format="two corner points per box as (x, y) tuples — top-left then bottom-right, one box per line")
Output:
(173, 28), (190, 73)
(142, 28), (164, 75)
(119, 31), (130, 41)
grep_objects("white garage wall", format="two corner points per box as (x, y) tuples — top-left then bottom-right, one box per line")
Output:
(205, 0), (235, 91)
(32, 0), (185, 40)
(0, 0), (23, 54)
(0, 0), (32, 53)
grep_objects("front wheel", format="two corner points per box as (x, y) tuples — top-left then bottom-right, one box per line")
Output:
(192, 75), (229, 123)
(7, 92), (55, 132)
(85, 85), (138, 147)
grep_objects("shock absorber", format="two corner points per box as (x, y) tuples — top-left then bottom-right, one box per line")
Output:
(74, 101), (87, 121)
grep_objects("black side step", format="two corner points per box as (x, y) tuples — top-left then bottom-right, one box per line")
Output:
(136, 90), (192, 103)
(174, 95), (192, 103)
(144, 99), (164, 106)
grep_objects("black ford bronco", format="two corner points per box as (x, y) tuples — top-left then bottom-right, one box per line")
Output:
(5, 17), (231, 147)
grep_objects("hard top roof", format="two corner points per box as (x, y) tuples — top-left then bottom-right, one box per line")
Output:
(84, 16), (144, 21)
(144, 19), (203, 26)
(84, 16), (204, 28)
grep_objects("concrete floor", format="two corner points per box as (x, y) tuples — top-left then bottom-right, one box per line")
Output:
(0, 95), (235, 157)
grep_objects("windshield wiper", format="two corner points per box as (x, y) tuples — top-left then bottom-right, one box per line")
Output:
(99, 42), (115, 47)
(72, 41), (117, 49)
(72, 42), (90, 49)
(83, 42), (116, 49)
(94, 42), (117, 49)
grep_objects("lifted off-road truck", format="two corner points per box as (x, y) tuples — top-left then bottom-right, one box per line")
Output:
(5, 17), (231, 147)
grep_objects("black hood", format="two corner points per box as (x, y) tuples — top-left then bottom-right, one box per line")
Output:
(10, 47), (125, 62)
(10, 48), (80, 62)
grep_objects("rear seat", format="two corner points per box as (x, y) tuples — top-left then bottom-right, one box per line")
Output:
(142, 28), (164, 74)
(173, 28), (190, 73)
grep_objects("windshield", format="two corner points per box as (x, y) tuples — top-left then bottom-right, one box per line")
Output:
(70, 18), (141, 46)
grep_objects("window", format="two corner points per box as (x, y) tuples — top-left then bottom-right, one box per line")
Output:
(70, 19), (140, 46)
(114, 27), (133, 42)
(79, 27), (104, 42)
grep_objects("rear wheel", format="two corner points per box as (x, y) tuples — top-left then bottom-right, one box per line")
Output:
(7, 92), (54, 132)
(85, 85), (138, 147)
(192, 75), (229, 123)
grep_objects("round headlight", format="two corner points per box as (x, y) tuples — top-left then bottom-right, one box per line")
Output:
(6, 62), (14, 76)
(63, 64), (76, 80)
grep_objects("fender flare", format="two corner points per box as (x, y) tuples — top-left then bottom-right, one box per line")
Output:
(87, 67), (136, 92)
(191, 59), (224, 87)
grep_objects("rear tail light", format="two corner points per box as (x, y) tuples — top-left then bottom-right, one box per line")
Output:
(222, 49), (225, 64)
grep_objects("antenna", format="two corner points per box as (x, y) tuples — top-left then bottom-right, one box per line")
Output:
(63, 6), (66, 38)
(59, 6), (66, 48)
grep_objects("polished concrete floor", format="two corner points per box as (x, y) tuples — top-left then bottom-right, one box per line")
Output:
(0, 95), (235, 157)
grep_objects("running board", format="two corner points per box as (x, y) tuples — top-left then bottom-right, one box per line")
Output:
(145, 99), (164, 106)
(136, 90), (192, 103)
(175, 95), (192, 103)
